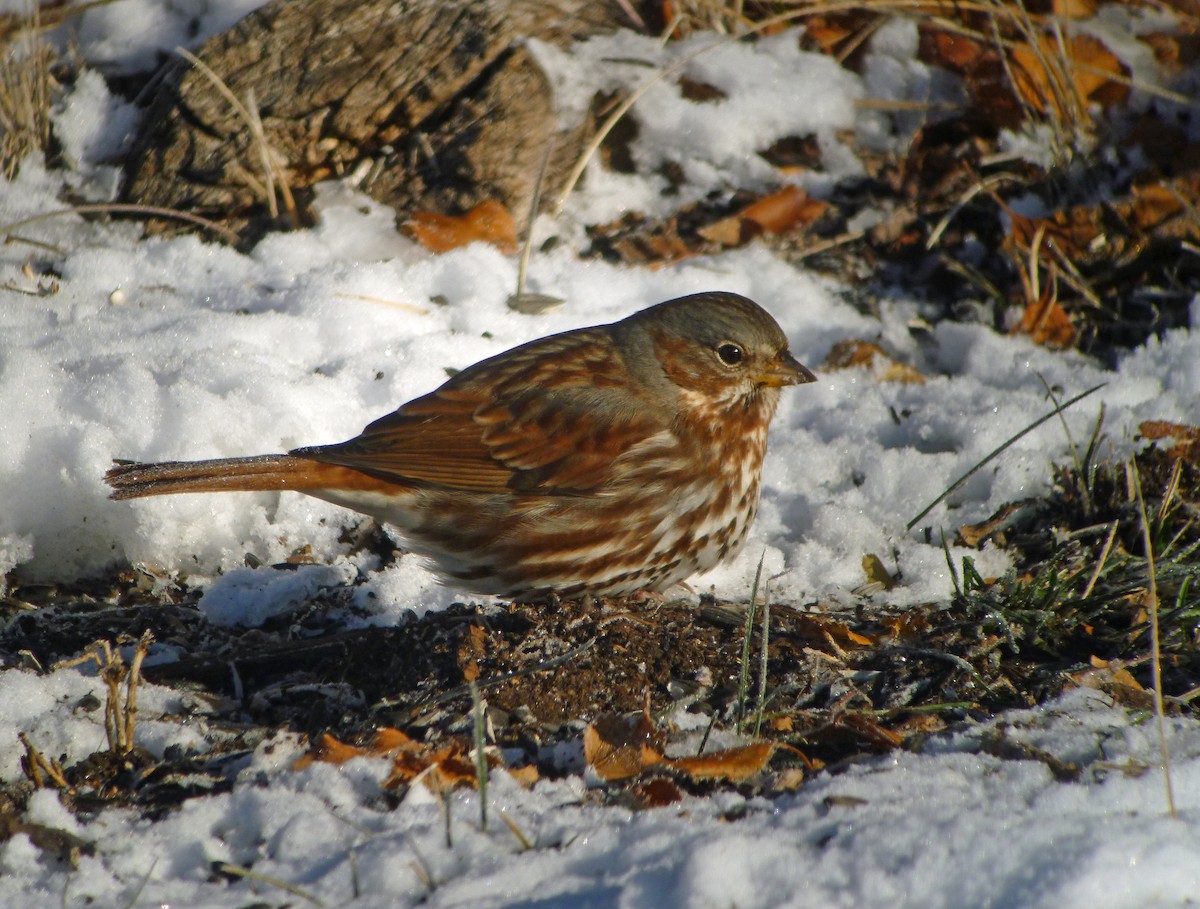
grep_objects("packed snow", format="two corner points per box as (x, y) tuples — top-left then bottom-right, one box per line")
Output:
(1, 3), (1198, 906)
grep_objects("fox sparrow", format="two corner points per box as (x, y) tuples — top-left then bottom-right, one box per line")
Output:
(106, 292), (816, 598)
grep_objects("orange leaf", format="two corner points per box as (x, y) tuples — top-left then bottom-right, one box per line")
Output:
(1009, 33), (1129, 120)
(292, 727), (424, 769)
(1070, 659), (1153, 708)
(1052, 0), (1097, 17)
(881, 612), (930, 639)
(407, 199), (518, 254)
(804, 16), (854, 56)
(506, 764), (540, 788)
(1139, 420), (1200, 443)
(384, 740), (500, 791)
(741, 186), (827, 234)
(821, 339), (926, 384)
(292, 732), (364, 770)
(664, 742), (777, 781)
(835, 714), (904, 750)
(1014, 291), (1075, 348)
(698, 187), (827, 247)
(369, 727), (420, 753)
(584, 712), (662, 782)
(1129, 183), (1187, 233)
(1139, 420), (1200, 462)
(923, 30), (988, 71)
(1139, 31), (1200, 71)
(665, 741), (812, 782)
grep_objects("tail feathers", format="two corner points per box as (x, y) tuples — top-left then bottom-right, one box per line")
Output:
(105, 454), (318, 500)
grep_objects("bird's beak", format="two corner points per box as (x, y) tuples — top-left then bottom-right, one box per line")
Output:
(758, 349), (817, 387)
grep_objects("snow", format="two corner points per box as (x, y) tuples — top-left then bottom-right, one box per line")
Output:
(1, 7), (1199, 908)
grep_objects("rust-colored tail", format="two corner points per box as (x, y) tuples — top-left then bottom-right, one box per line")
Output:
(105, 454), (322, 499)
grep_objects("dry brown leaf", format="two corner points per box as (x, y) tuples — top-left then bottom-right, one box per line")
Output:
(821, 339), (926, 384)
(1128, 183), (1189, 234)
(663, 742), (779, 781)
(1139, 420), (1200, 462)
(880, 611), (930, 640)
(924, 29), (989, 70)
(384, 741), (500, 791)
(369, 727), (421, 753)
(1070, 658), (1153, 708)
(782, 613), (874, 652)
(1009, 33), (1129, 120)
(584, 711), (662, 782)
(835, 714), (905, 750)
(958, 500), (1037, 547)
(295, 727), (511, 795)
(292, 733), (363, 770)
(506, 764), (540, 788)
(633, 777), (684, 807)
(1006, 209), (1091, 263)
(1014, 290), (1076, 348)
(1139, 31), (1200, 71)
(292, 727), (421, 770)
(1051, 0), (1098, 18)
(799, 11), (881, 69)
(407, 199), (518, 254)
(740, 186), (828, 234)
(457, 624), (488, 682)
(698, 186), (828, 247)
(586, 709), (812, 786)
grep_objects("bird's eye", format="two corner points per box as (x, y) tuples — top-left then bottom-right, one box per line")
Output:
(716, 342), (745, 367)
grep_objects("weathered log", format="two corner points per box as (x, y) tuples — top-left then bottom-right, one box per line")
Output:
(123, 0), (629, 242)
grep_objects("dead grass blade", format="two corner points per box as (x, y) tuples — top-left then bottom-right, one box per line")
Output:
(0, 4), (55, 179)
(0, 203), (242, 245)
(1131, 458), (1177, 819)
(175, 46), (298, 227)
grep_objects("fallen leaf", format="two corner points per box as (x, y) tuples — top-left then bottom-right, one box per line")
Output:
(834, 714), (904, 750)
(584, 711), (662, 782)
(1070, 658), (1153, 708)
(860, 554), (899, 592)
(385, 741), (500, 791)
(1051, 0), (1097, 17)
(585, 711), (811, 786)
(292, 732), (370, 770)
(663, 742), (779, 781)
(783, 613), (874, 652)
(880, 611), (930, 640)
(633, 777), (684, 807)
(678, 76), (726, 102)
(1009, 33), (1129, 122)
(1139, 420), (1200, 462)
(1128, 182), (1191, 234)
(698, 186), (828, 247)
(739, 186), (828, 234)
(407, 199), (518, 254)
(958, 500), (1039, 547)
(1139, 31), (1200, 71)
(506, 764), (540, 788)
(821, 339), (926, 383)
(1014, 289), (1076, 348)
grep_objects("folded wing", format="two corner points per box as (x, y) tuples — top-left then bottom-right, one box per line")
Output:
(294, 327), (673, 495)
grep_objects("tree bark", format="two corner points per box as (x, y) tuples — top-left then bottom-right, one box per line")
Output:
(123, 0), (628, 242)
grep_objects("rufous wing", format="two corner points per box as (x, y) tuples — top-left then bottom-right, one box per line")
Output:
(294, 327), (672, 496)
